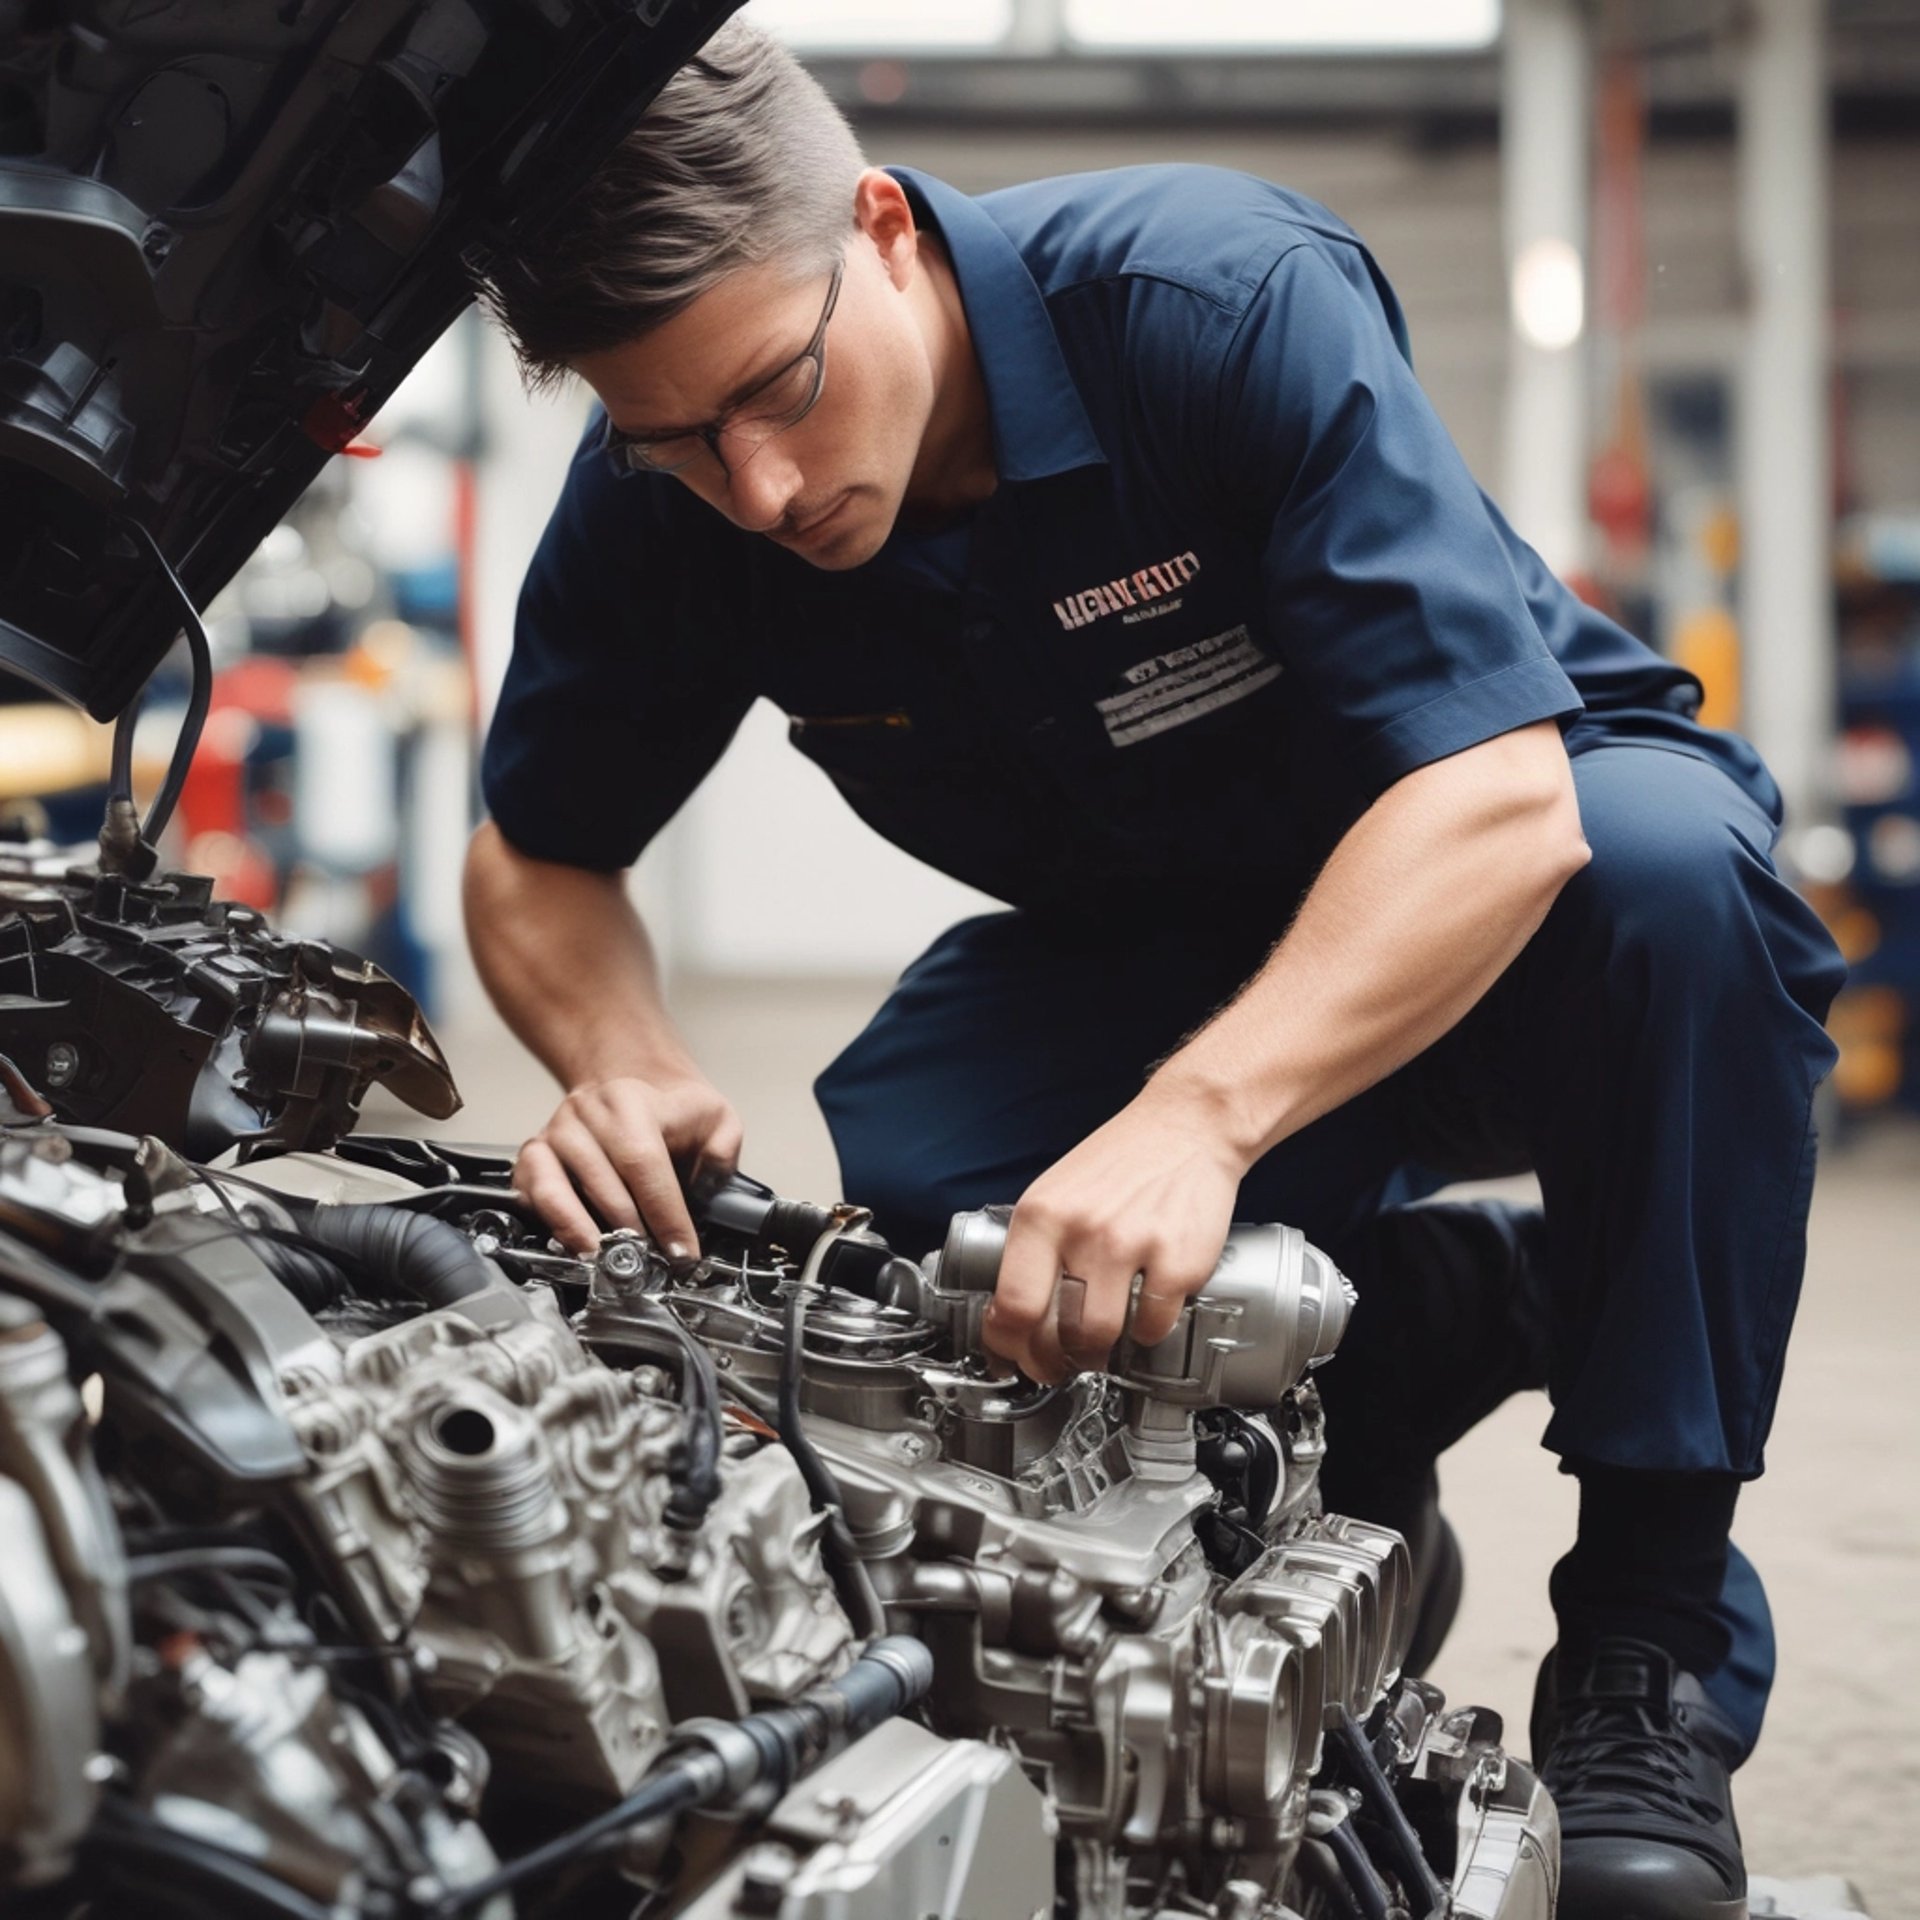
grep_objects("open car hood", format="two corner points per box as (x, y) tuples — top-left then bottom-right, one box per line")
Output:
(0, 0), (738, 721)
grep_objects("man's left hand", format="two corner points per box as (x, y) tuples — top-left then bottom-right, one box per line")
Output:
(985, 1082), (1250, 1383)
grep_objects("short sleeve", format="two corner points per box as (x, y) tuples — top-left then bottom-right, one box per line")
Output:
(1213, 244), (1583, 793)
(480, 428), (754, 871)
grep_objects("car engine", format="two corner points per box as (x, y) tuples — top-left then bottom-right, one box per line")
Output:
(0, 971), (1557, 1919)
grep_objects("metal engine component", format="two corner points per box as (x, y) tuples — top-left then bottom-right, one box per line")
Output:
(134, 1647), (504, 1915)
(0, 1113), (1555, 1920)
(0, 1298), (127, 1888)
(677, 1717), (1054, 1920)
(280, 1283), (854, 1800)
(0, 854), (460, 1160)
(567, 1188), (1529, 1920)
(913, 1207), (1356, 1411)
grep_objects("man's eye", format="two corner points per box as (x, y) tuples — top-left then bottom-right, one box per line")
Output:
(736, 357), (815, 426)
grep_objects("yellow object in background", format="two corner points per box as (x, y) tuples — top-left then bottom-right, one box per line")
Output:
(0, 704), (115, 800)
(1699, 503), (1741, 579)
(1671, 605), (1742, 730)
(1827, 984), (1908, 1108)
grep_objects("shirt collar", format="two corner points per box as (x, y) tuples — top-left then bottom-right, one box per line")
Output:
(888, 166), (1108, 485)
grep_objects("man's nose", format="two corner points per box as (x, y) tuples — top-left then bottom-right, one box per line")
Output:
(720, 437), (804, 534)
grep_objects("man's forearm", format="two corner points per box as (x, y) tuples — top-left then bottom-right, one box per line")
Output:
(1149, 721), (1591, 1167)
(462, 820), (702, 1093)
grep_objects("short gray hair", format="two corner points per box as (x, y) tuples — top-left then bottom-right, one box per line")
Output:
(477, 20), (865, 391)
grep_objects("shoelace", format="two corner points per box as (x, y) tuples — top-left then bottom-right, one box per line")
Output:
(1544, 1698), (1726, 1827)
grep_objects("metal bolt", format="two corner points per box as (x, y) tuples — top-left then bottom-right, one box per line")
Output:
(43, 1041), (78, 1089)
(599, 1236), (647, 1282)
(737, 1842), (798, 1915)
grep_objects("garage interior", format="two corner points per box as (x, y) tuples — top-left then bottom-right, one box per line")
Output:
(3, 2), (1917, 1916)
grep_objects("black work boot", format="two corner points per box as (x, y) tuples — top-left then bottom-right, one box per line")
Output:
(1535, 1638), (1748, 1920)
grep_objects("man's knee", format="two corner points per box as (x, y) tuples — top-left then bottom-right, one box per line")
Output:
(1554, 750), (1843, 1033)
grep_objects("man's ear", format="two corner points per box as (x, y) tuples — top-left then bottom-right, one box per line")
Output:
(853, 167), (918, 289)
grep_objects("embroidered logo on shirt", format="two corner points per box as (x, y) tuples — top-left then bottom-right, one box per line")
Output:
(1098, 625), (1280, 747)
(1052, 549), (1201, 632)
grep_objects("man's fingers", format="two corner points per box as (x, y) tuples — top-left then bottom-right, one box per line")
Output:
(592, 1121), (701, 1260)
(514, 1138), (602, 1254)
(1131, 1277), (1196, 1351)
(987, 1210), (1058, 1354)
(991, 1207), (1097, 1382)
(1058, 1264), (1135, 1370)
(686, 1109), (745, 1216)
(545, 1115), (646, 1236)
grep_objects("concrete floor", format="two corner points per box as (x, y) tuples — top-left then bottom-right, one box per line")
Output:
(375, 977), (1920, 1919)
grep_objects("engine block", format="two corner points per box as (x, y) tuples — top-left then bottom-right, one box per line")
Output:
(0, 1126), (1557, 1920)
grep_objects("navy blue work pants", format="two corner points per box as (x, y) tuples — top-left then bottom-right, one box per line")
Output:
(815, 742), (1846, 1754)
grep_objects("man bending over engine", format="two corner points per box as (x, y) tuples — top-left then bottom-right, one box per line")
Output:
(464, 24), (1844, 1919)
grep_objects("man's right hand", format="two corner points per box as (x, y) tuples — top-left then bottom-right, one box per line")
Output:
(514, 1075), (743, 1259)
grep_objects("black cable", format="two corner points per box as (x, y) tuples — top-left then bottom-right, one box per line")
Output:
(434, 1756), (712, 1914)
(185, 1162), (249, 1228)
(779, 1282), (885, 1638)
(1321, 1819), (1394, 1920)
(588, 1306), (723, 1530)
(124, 519), (213, 849)
(108, 691), (141, 809)
(126, 1546), (296, 1588)
(1327, 1708), (1450, 1920)
(1294, 1839), (1365, 1920)
(779, 1281), (847, 1515)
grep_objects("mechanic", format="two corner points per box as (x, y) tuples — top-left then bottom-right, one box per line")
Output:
(465, 23), (1844, 1918)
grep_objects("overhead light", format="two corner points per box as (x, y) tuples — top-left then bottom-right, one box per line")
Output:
(751, 0), (1013, 50)
(1065, 0), (1501, 52)
(1511, 236), (1585, 350)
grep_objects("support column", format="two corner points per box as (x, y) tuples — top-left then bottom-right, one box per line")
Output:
(1500, 0), (1591, 579)
(1736, 0), (1832, 829)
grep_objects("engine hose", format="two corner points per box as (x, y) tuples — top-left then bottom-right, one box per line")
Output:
(432, 1636), (934, 1915)
(1295, 1837), (1367, 1920)
(250, 1234), (355, 1314)
(779, 1281), (886, 1638)
(1327, 1708), (1450, 1920)
(301, 1204), (496, 1313)
(124, 519), (214, 851)
(1320, 1819), (1395, 1920)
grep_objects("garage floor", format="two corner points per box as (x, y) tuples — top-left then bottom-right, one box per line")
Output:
(378, 977), (1920, 1920)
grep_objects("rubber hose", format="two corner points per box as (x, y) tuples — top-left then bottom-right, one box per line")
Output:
(252, 1236), (353, 1314)
(1322, 1819), (1395, 1920)
(1295, 1839), (1367, 1920)
(302, 1205), (495, 1312)
(1328, 1709), (1450, 1918)
(435, 1636), (933, 1915)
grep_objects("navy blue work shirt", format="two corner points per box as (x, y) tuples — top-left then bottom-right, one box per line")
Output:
(483, 164), (1727, 919)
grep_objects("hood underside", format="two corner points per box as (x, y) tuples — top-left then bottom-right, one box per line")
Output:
(0, 0), (738, 721)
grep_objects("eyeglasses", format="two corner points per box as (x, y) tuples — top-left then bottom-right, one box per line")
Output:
(601, 256), (844, 478)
